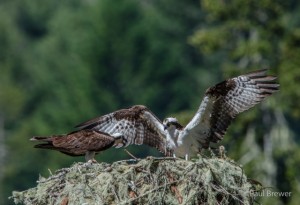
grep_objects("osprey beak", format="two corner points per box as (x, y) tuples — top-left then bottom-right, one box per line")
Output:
(163, 125), (168, 130)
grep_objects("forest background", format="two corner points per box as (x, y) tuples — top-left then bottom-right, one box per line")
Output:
(1, 0), (300, 204)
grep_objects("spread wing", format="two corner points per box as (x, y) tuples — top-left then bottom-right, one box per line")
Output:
(31, 130), (115, 156)
(182, 69), (279, 149)
(75, 105), (172, 156)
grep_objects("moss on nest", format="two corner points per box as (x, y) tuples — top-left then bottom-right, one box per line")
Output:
(11, 156), (258, 204)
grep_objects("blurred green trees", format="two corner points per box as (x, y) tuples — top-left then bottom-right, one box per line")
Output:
(189, 1), (300, 204)
(0, 0), (299, 205)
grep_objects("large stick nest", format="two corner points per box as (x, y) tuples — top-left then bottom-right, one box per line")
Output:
(11, 156), (258, 204)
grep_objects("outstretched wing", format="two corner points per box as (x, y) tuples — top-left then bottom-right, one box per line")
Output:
(31, 130), (116, 156)
(182, 69), (279, 149)
(75, 105), (171, 156)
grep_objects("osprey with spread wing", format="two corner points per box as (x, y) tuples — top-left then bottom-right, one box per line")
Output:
(75, 69), (279, 159)
(32, 69), (278, 160)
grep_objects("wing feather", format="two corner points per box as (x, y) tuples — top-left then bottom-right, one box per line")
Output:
(75, 105), (171, 156)
(182, 69), (279, 150)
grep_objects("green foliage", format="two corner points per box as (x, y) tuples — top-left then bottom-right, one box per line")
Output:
(1, 0), (299, 205)
(0, 0), (204, 204)
(189, 1), (300, 204)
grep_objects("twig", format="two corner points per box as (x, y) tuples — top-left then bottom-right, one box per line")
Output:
(210, 183), (245, 205)
(37, 171), (67, 183)
(124, 149), (138, 160)
(115, 158), (140, 164)
(167, 173), (183, 204)
(160, 177), (168, 203)
(150, 157), (178, 161)
(121, 179), (182, 204)
(111, 186), (120, 203)
(48, 169), (53, 176)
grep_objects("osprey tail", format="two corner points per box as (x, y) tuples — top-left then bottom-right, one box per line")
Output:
(31, 136), (56, 142)
(30, 135), (61, 150)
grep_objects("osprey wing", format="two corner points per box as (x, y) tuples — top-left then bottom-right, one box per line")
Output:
(183, 69), (279, 149)
(76, 105), (171, 156)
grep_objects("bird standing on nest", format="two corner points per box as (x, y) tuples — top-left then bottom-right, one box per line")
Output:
(31, 69), (279, 161)
(31, 130), (125, 162)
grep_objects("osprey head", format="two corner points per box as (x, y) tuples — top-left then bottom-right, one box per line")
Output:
(163, 117), (183, 130)
(112, 133), (127, 148)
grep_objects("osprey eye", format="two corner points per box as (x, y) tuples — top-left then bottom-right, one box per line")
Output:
(167, 122), (170, 126)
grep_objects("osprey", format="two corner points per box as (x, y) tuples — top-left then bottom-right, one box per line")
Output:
(75, 69), (279, 159)
(31, 130), (125, 161)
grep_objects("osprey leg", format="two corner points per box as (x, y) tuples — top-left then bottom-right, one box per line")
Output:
(85, 151), (96, 162)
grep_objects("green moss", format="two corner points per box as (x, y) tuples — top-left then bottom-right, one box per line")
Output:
(11, 156), (258, 204)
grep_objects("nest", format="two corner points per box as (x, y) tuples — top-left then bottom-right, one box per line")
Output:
(11, 156), (258, 205)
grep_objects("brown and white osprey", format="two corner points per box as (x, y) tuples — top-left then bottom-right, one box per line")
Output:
(31, 130), (125, 161)
(75, 69), (279, 159)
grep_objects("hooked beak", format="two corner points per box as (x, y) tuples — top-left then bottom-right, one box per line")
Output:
(163, 125), (168, 130)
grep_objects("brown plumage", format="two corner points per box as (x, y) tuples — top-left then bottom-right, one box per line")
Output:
(31, 130), (123, 161)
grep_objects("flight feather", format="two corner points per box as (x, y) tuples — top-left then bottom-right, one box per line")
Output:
(180, 69), (279, 154)
(76, 105), (172, 156)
